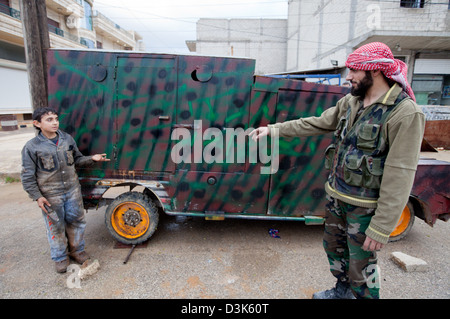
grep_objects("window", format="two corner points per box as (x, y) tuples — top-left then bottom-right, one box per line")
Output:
(80, 37), (95, 48)
(47, 18), (63, 36)
(412, 75), (444, 105)
(0, 0), (10, 15)
(400, 0), (425, 8)
(82, 0), (93, 31)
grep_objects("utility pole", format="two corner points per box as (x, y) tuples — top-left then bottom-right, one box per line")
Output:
(19, 0), (50, 111)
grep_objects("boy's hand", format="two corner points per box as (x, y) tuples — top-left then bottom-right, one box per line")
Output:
(92, 153), (110, 162)
(37, 197), (51, 213)
(249, 127), (270, 142)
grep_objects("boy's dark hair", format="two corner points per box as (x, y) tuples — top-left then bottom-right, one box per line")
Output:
(32, 107), (58, 131)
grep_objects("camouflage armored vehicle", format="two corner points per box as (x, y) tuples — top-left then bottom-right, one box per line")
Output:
(47, 49), (449, 245)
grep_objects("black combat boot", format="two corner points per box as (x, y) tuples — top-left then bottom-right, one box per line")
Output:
(312, 281), (356, 299)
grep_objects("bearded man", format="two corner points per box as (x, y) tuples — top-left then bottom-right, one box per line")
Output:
(250, 42), (425, 299)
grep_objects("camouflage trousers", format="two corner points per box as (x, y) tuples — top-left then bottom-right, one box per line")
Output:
(323, 196), (380, 299)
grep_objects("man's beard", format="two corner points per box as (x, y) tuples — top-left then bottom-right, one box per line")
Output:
(351, 71), (373, 99)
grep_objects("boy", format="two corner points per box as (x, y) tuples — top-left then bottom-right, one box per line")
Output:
(21, 107), (109, 273)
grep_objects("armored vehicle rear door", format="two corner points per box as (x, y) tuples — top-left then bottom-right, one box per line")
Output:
(114, 56), (177, 173)
(267, 85), (344, 217)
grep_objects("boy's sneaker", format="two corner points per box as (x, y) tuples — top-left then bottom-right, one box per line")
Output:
(55, 258), (69, 273)
(312, 281), (356, 299)
(70, 251), (90, 264)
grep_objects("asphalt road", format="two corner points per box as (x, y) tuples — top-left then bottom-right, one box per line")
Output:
(0, 181), (449, 300)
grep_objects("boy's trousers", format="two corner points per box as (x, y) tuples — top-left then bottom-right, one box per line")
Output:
(41, 186), (86, 262)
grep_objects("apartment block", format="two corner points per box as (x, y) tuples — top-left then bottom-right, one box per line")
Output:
(0, 0), (144, 127)
(189, 0), (450, 106)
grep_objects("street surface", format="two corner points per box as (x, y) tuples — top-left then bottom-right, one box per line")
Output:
(0, 181), (448, 299)
(0, 127), (448, 300)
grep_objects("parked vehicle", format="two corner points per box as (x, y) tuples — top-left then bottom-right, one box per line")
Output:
(47, 49), (449, 245)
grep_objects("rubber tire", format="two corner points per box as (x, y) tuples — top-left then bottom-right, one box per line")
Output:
(389, 201), (415, 242)
(105, 191), (159, 245)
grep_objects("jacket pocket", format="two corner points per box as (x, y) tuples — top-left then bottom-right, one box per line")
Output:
(343, 154), (363, 186)
(362, 156), (383, 189)
(344, 155), (383, 189)
(324, 144), (335, 170)
(66, 150), (74, 165)
(40, 155), (56, 171)
(357, 124), (380, 151)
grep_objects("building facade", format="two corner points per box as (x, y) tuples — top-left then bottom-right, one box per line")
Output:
(0, 0), (144, 126)
(287, 0), (450, 106)
(187, 18), (287, 75)
(188, 0), (450, 106)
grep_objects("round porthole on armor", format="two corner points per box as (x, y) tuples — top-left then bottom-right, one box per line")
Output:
(191, 65), (213, 82)
(88, 64), (108, 82)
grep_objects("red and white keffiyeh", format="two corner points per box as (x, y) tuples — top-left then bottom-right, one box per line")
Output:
(345, 42), (415, 101)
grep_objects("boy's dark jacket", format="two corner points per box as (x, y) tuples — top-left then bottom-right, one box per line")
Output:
(21, 130), (94, 201)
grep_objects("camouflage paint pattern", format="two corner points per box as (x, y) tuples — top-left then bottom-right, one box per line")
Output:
(410, 159), (450, 225)
(251, 76), (344, 217)
(46, 49), (448, 224)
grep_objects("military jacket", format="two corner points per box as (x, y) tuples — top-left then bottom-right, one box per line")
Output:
(269, 84), (425, 244)
(325, 90), (410, 201)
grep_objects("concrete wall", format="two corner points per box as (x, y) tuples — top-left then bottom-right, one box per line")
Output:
(195, 18), (287, 75)
(287, 0), (450, 72)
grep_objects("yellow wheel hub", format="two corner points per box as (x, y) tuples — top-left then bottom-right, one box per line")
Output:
(391, 205), (412, 237)
(111, 201), (150, 239)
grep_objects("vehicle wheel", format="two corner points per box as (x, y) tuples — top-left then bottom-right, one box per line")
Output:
(389, 201), (415, 242)
(105, 191), (159, 245)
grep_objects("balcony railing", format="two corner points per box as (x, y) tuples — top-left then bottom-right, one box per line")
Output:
(0, 3), (21, 20)
(92, 10), (134, 40)
(48, 24), (65, 37)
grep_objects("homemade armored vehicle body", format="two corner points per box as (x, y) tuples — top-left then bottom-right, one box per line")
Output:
(47, 49), (449, 245)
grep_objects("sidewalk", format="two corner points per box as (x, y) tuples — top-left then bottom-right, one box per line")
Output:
(0, 127), (35, 183)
